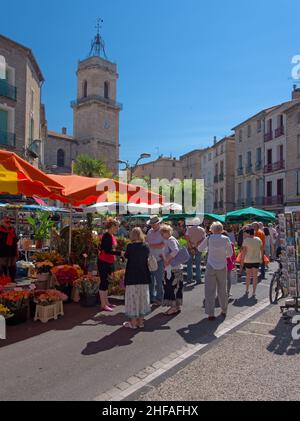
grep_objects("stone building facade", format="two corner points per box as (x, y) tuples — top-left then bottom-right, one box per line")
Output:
(132, 156), (183, 180)
(200, 147), (214, 213)
(180, 149), (205, 179)
(0, 34), (44, 166)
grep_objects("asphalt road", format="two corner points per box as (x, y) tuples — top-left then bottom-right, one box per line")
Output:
(0, 265), (274, 401)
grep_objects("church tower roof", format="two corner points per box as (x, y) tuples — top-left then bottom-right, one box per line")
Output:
(89, 18), (107, 59)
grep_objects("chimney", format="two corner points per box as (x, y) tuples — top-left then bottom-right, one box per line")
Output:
(213, 136), (217, 145)
(62, 127), (67, 135)
(292, 85), (300, 100)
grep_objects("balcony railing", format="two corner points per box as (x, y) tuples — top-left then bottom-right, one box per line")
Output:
(219, 173), (224, 181)
(71, 95), (123, 110)
(245, 165), (253, 175)
(0, 79), (17, 101)
(236, 199), (245, 208)
(237, 167), (243, 176)
(264, 132), (273, 142)
(255, 196), (265, 206)
(214, 202), (218, 209)
(255, 161), (262, 171)
(0, 130), (16, 147)
(214, 175), (219, 183)
(264, 160), (285, 173)
(264, 196), (284, 206)
(275, 126), (284, 138)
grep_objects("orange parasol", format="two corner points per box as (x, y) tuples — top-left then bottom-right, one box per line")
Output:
(0, 151), (63, 198)
(49, 174), (163, 206)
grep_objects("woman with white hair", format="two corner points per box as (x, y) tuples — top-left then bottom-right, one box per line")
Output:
(160, 224), (184, 316)
(198, 222), (233, 321)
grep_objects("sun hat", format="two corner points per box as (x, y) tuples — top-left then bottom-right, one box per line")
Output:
(147, 215), (163, 226)
(186, 217), (201, 226)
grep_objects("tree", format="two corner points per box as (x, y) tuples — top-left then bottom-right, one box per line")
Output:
(73, 154), (113, 178)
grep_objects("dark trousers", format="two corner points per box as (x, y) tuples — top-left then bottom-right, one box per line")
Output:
(98, 260), (114, 291)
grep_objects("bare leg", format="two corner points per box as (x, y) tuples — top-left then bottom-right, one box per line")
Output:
(138, 318), (144, 327)
(252, 268), (259, 296)
(245, 269), (252, 293)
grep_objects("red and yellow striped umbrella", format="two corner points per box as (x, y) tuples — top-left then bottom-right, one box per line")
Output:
(0, 151), (63, 198)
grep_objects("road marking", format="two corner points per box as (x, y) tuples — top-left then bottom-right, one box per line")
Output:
(94, 298), (270, 402)
(250, 321), (275, 327)
(236, 330), (275, 339)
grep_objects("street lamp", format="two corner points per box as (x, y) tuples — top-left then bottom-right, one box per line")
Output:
(118, 152), (151, 180)
(25, 139), (42, 160)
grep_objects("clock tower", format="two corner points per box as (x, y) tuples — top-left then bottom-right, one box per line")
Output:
(72, 21), (122, 174)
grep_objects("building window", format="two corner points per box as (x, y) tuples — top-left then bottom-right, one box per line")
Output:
(297, 113), (300, 124)
(267, 181), (272, 197)
(30, 89), (34, 112)
(208, 153), (212, 161)
(57, 149), (65, 167)
(247, 151), (252, 168)
(256, 147), (262, 166)
(257, 120), (262, 133)
(82, 80), (87, 98)
(247, 125), (251, 138)
(221, 144), (224, 154)
(104, 81), (109, 99)
(298, 135), (300, 158)
(239, 129), (243, 142)
(267, 119), (272, 134)
(297, 171), (300, 195)
(277, 114), (284, 128)
(238, 154), (243, 169)
(172, 162), (176, 167)
(238, 182), (242, 200)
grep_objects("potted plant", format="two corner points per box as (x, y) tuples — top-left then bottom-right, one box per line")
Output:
(35, 260), (54, 284)
(0, 275), (11, 288)
(27, 211), (55, 249)
(74, 275), (99, 307)
(0, 304), (14, 320)
(108, 269), (125, 297)
(52, 265), (83, 302)
(0, 290), (30, 325)
(32, 251), (65, 266)
(33, 290), (67, 323)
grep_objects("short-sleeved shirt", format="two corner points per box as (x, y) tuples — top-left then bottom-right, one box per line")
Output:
(146, 228), (165, 261)
(243, 237), (262, 264)
(255, 229), (266, 249)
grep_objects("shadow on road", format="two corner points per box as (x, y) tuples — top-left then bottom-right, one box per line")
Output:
(177, 316), (224, 345)
(81, 313), (173, 355)
(233, 294), (258, 308)
(267, 315), (300, 356)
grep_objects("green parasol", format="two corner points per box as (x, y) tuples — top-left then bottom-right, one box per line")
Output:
(225, 207), (276, 224)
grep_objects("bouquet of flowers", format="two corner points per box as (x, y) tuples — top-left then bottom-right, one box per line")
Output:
(34, 290), (68, 306)
(0, 304), (14, 319)
(32, 251), (65, 266)
(108, 269), (125, 297)
(116, 237), (130, 252)
(73, 275), (99, 296)
(0, 275), (11, 287)
(0, 290), (30, 312)
(51, 265), (83, 286)
(35, 261), (54, 274)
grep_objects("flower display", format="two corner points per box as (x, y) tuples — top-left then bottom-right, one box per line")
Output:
(51, 265), (83, 286)
(35, 261), (54, 274)
(108, 269), (125, 297)
(0, 290), (30, 312)
(34, 290), (68, 306)
(0, 304), (14, 319)
(32, 251), (65, 266)
(116, 237), (130, 251)
(0, 275), (11, 287)
(74, 275), (99, 296)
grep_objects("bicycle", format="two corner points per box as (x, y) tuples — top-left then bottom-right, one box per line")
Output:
(269, 260), (288, 304)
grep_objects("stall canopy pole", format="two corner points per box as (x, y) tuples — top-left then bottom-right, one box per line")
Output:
(68, 204), (72, 263)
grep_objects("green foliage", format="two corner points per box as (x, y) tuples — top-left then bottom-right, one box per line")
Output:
(73, 154), (113, 178)
(27, 211), (55, 241)
(178, 237), (188, 248)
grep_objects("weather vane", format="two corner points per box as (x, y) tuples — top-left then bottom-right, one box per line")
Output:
(89, 18), (107, 59)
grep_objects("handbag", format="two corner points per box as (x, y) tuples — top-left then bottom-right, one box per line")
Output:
(148, 255), (158, 272)
(170, 246), (190, 267)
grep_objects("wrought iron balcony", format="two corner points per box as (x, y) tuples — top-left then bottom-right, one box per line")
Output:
(237, 167), (243, 176)
(214, 175), (219, 183)
(264, 132), (273, 142)
(0, 79), (17, 101)
(264, 160), (285, 173)
(71, 95), (123, 110)
(275, 126), (284, 138)
(0, 130), (16, 147)
(245, 198), (254, 206)
(245, 165), (253, 174)
(236, 199), (245, 208)
(214, 201), (218, 209)
(255, 161), (263, 171)
(255, 196), (265, 206)
(265, 196), (284, 206)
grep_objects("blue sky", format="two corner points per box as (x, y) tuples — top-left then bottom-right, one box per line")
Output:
(2, 0), (300, 163)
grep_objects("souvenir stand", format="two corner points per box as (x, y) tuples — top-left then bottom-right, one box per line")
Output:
(278, 207), (300, 314)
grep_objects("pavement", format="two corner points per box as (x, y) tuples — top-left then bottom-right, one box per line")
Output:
(131, 304), (300, 401)
(0, 263), (282, 401)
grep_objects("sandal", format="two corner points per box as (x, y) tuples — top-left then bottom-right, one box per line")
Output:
(163, 309), (181, 316)
(101, 305), (114, 312)
(123, 321), (137, 329)
(138, 322), (145, 328)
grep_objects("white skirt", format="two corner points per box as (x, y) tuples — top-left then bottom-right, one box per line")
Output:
(125, 284), (151, 320)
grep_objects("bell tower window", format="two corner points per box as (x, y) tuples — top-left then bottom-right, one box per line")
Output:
(104, 81), (109, 99)
(83, 80), (87, 98)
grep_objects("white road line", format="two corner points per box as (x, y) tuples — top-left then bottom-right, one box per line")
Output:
(94, 298), (270, 402)
(250, 321), (275, 327)
(236, 330), (275, 339)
